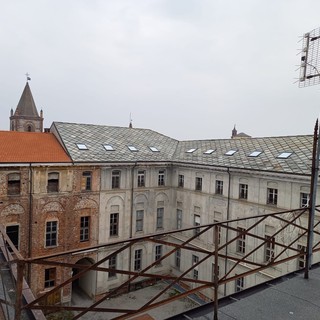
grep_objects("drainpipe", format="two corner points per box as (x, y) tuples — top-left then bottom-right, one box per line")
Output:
(128, 162), (137, 291)
(27, 163), (33, 283)
(224, 167), (231, 296)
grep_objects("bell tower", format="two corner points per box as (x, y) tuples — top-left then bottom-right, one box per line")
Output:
(10, 79), (44, 132)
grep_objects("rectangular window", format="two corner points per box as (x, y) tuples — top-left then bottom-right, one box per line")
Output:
(158, 170), (165, 186)
(178, 174), (184, 188)
(44, 268), (56, 288)
(175, 249), (181, 269)
(47, 172), (59, 193)
(215, 180), (223, 195)
(7, 173), (21, 195)
(236, 227), (246, 254)
(108, 255), (117, 278)
(136, 210), (144, 232)
(155, 245), (163, 266)
(137, 170), (145, 187)
(265, 235), (275, 262)
(81, 171), (92, 191)
(156, 207), (164, 229)
(6, 225), (19, 251)
(235, 276), (244, 292)
(300, 193), (310, 208)
(134, 249), (142, 271)
(177, 209), (183, 229)
(192, 255), (199, 280)
(239, 184), (248, 200)
(112, 170), (121, 189)
(46, 221), (57, 247)
(80, 216), (90, 242)
(194, 214), (201, 237)
(267, 188), (278, 205)
(110, 213), (119, 236)
(195, 177), (202, 191)
(298, 245), (306, 269)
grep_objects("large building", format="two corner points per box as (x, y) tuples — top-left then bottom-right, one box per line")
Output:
(1, 82), (318, 306)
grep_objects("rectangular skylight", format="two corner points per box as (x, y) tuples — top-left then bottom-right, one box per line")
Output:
(76, 143), (88, 150)
(225, 150), (237, 156)
(248, 151), (262, 157)
(186, 148), (197, 153)
(277, 152), (293, 159)
(103, 144), (114, 151)
(149, 146), (159, 152)
(204, 149), (215, 154)
(128, 145), (138, 152)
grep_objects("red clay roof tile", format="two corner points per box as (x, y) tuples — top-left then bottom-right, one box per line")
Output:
(0, 131), (71, 163)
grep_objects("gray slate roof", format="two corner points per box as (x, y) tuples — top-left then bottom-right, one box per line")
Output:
(51, 122), (179, 163)
(51, 122), (314, 175)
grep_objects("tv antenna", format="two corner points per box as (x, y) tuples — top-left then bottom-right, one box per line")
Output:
(298, 27), (320, 87)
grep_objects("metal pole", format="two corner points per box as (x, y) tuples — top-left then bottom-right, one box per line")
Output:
(14, 260), (24, 320)
(213, 224), (219, 320)
(305, 119), (319, 278)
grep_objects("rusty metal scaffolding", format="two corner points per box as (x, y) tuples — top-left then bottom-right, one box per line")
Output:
(0, 205), (319, 320)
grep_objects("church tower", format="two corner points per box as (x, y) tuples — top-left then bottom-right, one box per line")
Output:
(10, 81), (43, 132)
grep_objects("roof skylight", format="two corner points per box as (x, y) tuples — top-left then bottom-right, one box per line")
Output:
(204, 149), (215, 154)
(103, 145), (114, 151)
(76, 143), (88, 150)
(149, 146), (159, 152)
(249, 151), (262, 157)
(225, 150), (237, 156)
(277, 152), (293, 159)
(128, 145), (138, 152)
(186, 148), (197, 153)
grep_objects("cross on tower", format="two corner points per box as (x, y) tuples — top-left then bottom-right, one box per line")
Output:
(25, 73), (31, 81)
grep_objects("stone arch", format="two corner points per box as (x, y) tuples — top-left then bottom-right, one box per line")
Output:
(1, 204), (25, 216)
(42, 201), (64, 213)
(74, 198), (98, 210)
(72, 257), (96, 299)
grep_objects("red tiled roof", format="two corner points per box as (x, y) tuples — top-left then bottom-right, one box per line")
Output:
(0, 131), (71, 163)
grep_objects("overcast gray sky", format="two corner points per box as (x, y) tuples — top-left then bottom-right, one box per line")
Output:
(1, 0), (320, 140)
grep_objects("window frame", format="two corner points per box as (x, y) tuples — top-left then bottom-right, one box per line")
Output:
(81, 171), (92, 191)
(267, 188), (278, 205)
(264, 235), (275, 262)
(178, 174), (184, 188)
(158, 170), (165, 186)
(236, 227), (246, 254)
(47, 172), (59, 193)
(44, 268), (56, 288)
(239, 183), (248, 200)
(111, 170), (121, 189)
(137, 170), (145, 187)
(7, 173), (21, 195)
(156, 207), (164, 230)
(195, 177), (202, 191)
(136, 210), (144, 232)
(110, 212), (119, 237)
(134, 249), (142, 271)
(176, 209), (183, 229)
(45, 221), (58, 247)
(215, 180), (223, 195)
(155, 245), (163, 266)
(80, 216), (90, 242)
(108, 255), (117, 278)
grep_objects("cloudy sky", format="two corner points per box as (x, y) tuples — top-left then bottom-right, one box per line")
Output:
(1, 0), (320, 140)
